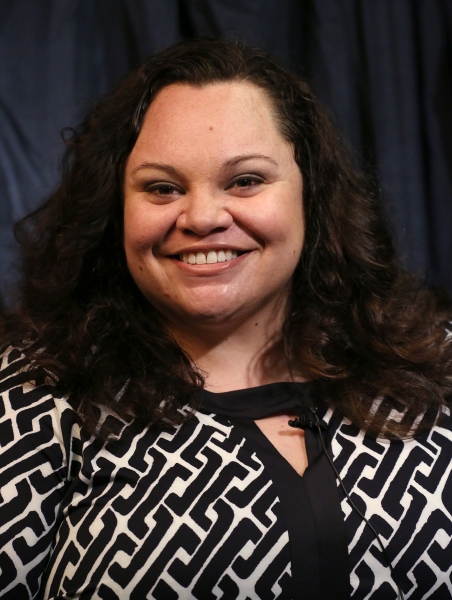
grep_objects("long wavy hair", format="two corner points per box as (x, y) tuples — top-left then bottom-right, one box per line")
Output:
(6, 39), (452, 439)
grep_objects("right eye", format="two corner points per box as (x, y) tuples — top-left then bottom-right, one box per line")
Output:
(145, 182), (184, 201)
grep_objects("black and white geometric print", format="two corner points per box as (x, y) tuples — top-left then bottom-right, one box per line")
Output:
(0, 347), (291, 599)
(1, 344), (452, 599)
(330, 414), (452, 599)
(0, 347), (76, 598)
(44, 412), (292, 599)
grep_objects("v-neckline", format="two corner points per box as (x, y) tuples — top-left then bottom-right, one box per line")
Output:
(197, 381), (351, 599)
(198, 381), (320, 478)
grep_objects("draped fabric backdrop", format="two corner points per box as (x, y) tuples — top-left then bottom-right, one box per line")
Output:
(1, 0), (451, 308)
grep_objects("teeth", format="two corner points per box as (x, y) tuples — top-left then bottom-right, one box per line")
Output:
(196, 251), (206, 264)
(180, 250), (239, 264)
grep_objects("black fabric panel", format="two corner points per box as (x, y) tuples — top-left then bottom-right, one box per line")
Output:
(233, 419), (320, 599)
(303, 427), (351, 599)
(230, 418), (351, 600)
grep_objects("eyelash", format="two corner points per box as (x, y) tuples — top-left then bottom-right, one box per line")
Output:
(144, 174), (265, 200)
(145, 183), (182, 197)
(228, 175), (264, 189)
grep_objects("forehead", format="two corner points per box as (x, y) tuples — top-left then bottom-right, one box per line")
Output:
(147, 81), (277, 131)
(128, 82), (289, 168)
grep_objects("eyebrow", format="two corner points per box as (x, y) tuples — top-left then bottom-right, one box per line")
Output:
(223, 154), (278, 168)
(130, 153), (278, 176)
(131, 162), (180, 176)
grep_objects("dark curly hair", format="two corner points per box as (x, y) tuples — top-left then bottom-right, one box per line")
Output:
(6, 38), (452, 439)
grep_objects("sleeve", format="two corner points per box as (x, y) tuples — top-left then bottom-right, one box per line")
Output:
(0, 346), (80, 598)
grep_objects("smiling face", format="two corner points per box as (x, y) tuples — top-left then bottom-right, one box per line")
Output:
(123, 81), (304, 336)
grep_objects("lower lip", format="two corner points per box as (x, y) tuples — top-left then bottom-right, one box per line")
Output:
(170, 252), (251, 275)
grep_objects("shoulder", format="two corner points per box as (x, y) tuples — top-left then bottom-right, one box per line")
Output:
(0, 344), (80, 464)
(0, 346), (83, 597)
(328, 410), (452, 594)
(332, 409), (452, 506)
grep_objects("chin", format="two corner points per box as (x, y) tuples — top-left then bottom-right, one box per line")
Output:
(182, 306), (240, 326)
(156, 301), (246, 331)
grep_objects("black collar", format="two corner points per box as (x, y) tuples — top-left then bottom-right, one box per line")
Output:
(198, 381), (317, 419)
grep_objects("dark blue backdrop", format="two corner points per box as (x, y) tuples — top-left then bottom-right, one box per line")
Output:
(1, 0), (451, 308)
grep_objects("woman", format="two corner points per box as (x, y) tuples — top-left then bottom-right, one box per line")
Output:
(1, 39), (451, 600)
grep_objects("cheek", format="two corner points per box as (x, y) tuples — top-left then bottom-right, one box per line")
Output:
(257, 197), (304, 250)
(123, 204), (165, 258)
(123, 202), (144, 252)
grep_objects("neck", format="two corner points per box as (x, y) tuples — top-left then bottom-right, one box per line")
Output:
(167, 307), (302, 392)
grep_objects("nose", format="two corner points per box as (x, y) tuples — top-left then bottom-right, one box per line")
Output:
(176, 188), (233, 235)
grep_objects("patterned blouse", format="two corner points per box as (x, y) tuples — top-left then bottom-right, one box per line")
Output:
(1, 345), (451, 599)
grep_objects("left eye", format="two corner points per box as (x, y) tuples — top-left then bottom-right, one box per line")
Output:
(146, 184), (179, 195)
(229, 176), (264, 190)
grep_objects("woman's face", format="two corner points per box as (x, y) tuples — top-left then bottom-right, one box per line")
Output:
(123, 81), (304, 333)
